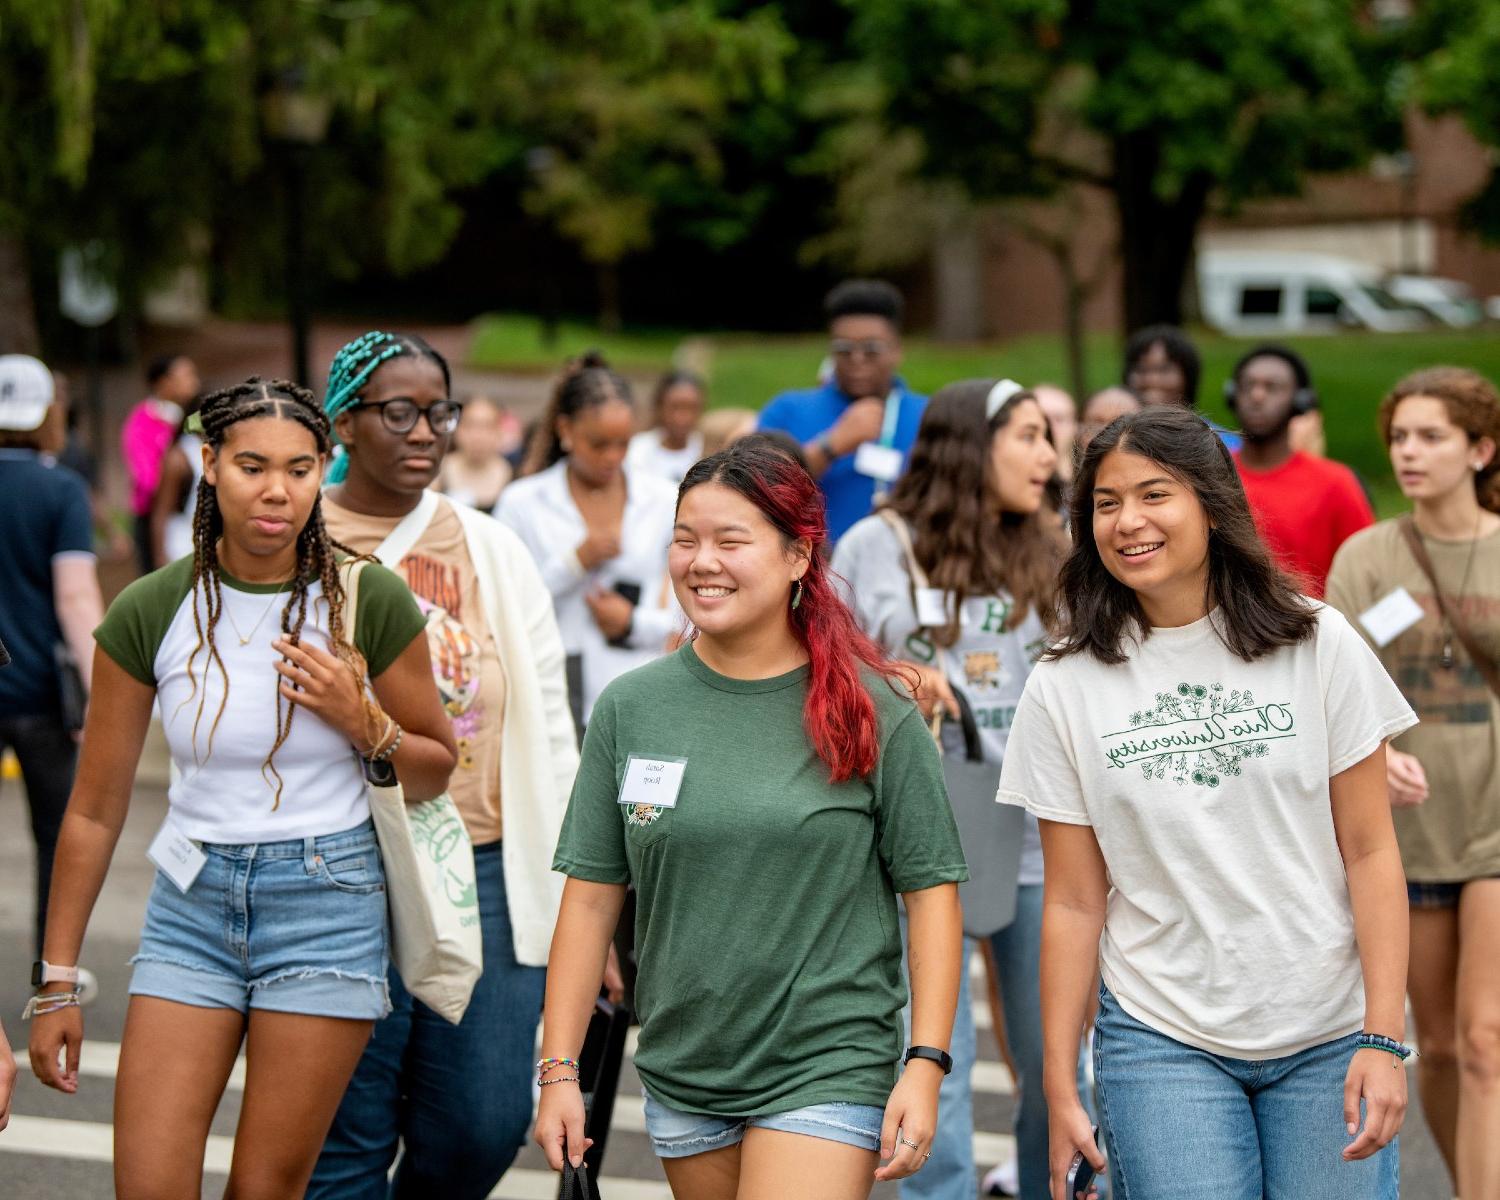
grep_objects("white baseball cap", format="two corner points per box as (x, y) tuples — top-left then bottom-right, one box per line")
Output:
(0, 355), (55, 432)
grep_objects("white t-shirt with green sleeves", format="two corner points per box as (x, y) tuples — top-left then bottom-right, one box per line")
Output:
(95, 556), (426, 844)
(998, 604), (1416, 1060)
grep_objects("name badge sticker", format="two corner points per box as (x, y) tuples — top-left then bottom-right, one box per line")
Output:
(1359, 586), (1426, 648)
(915, 587), (951, 629)
(853, 441), (904, 483)
(147, 816), (207, 894)
(619, 755), (687, 812)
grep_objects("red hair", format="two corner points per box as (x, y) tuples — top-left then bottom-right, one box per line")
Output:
(679, 438), (905, 782)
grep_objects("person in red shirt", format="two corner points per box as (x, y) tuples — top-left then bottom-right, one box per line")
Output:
(1230, 344), (1373, 597)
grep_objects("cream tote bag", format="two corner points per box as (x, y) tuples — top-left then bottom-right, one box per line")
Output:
(344, 552), (482, 1024)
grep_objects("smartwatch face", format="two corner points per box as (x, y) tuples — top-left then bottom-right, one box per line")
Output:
(31, 961), (42, 988)
(362, 756), (397, 787)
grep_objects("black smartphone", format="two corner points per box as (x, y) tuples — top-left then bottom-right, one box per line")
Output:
(606, 580), (643, 648)
(1064, 1126), (1100, 1199)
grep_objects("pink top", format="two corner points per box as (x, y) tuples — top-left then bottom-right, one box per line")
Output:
(121, 399), (181, 516)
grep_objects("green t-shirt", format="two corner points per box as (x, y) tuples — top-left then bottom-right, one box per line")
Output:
(552, 642), (967, 1115)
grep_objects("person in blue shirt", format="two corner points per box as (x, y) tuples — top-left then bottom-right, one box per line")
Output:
(1123, 323), (1243, 453)
(758, 279), (927, 540)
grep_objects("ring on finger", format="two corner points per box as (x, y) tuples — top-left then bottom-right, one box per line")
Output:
(897, 1134), (921, 1151)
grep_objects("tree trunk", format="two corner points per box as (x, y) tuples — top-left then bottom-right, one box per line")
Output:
(0, 233), (42, 355)
(597, 261), (622, 335)
(1062, 264), (1088, 408)
(931, 207), (985, 342)
(1113, 132), (1211, 334)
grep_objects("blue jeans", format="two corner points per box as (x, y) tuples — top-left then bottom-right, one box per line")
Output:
(642, 1093), (885, 1157)
(307, 843), (546, 1200)
(1094, 985), (1398, 1199)
(988, 882), (1052, 1200)
(900, 936), (977, 1200)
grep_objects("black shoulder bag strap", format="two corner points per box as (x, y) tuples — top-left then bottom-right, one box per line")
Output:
(1399, 514), (1500, 701)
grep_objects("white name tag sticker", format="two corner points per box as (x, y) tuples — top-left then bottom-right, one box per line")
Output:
(853, 441), (904, 483)
(619, 756), (687, 810)
(1359, 586), (1427, 648)
(915, 587), (951, 628)
(147, 817), (207, 894)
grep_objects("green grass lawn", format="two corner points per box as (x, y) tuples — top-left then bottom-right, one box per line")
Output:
(469, 313), (1500, 517)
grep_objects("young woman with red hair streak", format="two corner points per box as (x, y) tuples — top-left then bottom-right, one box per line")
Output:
(536, 439), (968, 1199)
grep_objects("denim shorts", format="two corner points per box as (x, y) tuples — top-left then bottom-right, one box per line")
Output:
(130, 819), (390, 1020)
(641, 1092), (885, 1158)
(1407, 877), (1499, 909)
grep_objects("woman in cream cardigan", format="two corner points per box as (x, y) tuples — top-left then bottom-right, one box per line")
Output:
(308, 330), (580, 1200)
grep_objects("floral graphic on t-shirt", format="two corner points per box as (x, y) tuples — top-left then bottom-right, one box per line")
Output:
(1100, 681), (1295, 787)
(401, 552), (485, 772)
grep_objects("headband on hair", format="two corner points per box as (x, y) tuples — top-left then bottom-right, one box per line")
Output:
(986, 379), (1024, 420)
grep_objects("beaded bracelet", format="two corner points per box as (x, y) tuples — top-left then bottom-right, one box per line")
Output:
(539, 1075), (581, 1087)
(1356, 1032), (1416, 1061)
(22, 991), (81, 1020)
(371, 725), (403, 764)
(537, 1056), (582, 1079)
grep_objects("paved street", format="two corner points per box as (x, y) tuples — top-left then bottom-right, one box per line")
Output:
(0, 726), (1456, 1199)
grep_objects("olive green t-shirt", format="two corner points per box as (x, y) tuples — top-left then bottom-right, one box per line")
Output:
(1327, 519), (1500, 881)
(552, 642), (967, 1116)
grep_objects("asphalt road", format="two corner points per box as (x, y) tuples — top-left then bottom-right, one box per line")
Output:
(0, 734), (1455, 1199)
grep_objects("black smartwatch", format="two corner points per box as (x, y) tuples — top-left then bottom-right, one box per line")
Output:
(903, 1045), (953, 1075)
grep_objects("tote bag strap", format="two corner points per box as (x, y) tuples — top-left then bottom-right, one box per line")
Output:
(373, 489), (443, 566)
(1399, 515), (1500, 701)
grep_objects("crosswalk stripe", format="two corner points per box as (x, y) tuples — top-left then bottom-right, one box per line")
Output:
(0, 1115), (674, 1199)
(35, 1032), (1018, 1098)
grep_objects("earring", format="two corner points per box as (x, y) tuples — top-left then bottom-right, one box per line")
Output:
(791, 579), (803, 610)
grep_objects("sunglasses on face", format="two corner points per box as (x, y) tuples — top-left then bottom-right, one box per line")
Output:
(830, 338), (891, 361)
(351, 398), (463, 435)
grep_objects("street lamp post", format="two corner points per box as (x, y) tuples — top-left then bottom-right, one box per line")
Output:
(261, 71), (331, 388)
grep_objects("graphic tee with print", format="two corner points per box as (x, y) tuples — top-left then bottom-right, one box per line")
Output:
(95, 557), (426, 844)
(553, 643), (968, 1115)
(1327, 519), (1500, 881)
(998, 605), (1415, 1059)
(833, 512), (1050, 883)
(325, 495), (508, 844)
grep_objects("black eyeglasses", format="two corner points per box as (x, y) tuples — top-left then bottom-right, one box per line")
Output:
(351, 398), (463, 435)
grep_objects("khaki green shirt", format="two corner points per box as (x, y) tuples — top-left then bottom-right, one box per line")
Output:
(1327, 519), (1500, 881)
(553, 643), (967, 1115)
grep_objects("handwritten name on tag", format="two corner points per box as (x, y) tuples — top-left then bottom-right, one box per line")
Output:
(619, 756), (687, 810)
(1359, 587), (1426, 648)
(147, 817), (207, 893)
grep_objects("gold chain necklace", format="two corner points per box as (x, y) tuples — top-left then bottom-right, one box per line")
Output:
(223, 581), (292, 647)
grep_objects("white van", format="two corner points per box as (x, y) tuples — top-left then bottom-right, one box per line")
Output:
(1198, 252), (1428, 334)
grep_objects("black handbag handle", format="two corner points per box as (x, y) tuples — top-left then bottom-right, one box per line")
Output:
(559, 1153), (596, 1200)
(948, 686), (985, 763)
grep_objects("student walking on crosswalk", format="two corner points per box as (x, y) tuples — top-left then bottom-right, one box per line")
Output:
(1000, 406), (1414, 1199)
(537, 438), (968, 1199)
(27, 378), (456, 1200)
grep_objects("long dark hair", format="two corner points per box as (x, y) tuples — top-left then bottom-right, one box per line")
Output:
(679, 440), (906, 783)
(884, 380), (1066, 644)
(520, 350), (633, 476)
(188, 378), (369, 807)
(1050, 407), (1315, 665)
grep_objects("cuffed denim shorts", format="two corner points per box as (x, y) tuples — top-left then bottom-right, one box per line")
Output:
(642, 1092), (884, 1158)
(130, 819), (390, 1020)
(1407, 877), (1500, 909)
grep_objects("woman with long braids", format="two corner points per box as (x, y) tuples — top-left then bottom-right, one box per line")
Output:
(308, 331), (579, 1200)
(27, 378), (456, 1200)
(833, 381), (1066, 1200)
(496, 351), (679, 729)
(536, 440), (967, 1199)
(1327, 368), (1500, 1200)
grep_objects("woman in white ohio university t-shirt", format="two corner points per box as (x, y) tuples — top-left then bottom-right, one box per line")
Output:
(998, 407), (1417, 1200)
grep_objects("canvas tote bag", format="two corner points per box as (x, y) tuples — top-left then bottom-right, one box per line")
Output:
(343, 522), (482, 1024)
(877, 510), (1024, 937)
